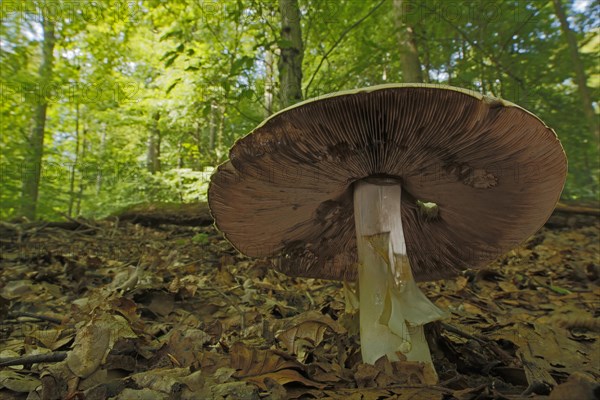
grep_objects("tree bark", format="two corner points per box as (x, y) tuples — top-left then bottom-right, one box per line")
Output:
(264, 49), (275, 116)
(218, 104), (225, 150)
(552, 0), (599, 140)
(147, 111), (161, 174)
(20, 18), (56, 219)
(75, 128), (87, 216)
(208, 102), (216, 151)
(278, 0), (304, 107)
(393, 0), (423, 83)
(68, 102), (80, 217)
(96, 123), (106, 195)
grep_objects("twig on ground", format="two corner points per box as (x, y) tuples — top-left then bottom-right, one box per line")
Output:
(58, 213), (103, 232)
(441, 322), (487, 344)
(0, 352), (68, 367)
(7, 312), (63, 325)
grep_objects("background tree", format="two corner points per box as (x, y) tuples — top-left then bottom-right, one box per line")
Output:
(393, 0), (423, 83)
(278, 0), (304, 107)
(552, 0), (599, 141)
(0, 0), (597, 220)
(20, 17), (55, 219)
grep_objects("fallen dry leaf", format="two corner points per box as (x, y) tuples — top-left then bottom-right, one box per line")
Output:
(230, 341), (325, 389)
(548, 371), (600, 400)
(66, 313), (137, 378)
(1, 213), (597, 398)
(276, 310), (346, 362)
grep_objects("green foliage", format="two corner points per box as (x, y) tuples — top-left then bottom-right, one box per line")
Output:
(0, 0), (598, 220)
(191, 233), (210, 245)
(88, 167), (213, 218)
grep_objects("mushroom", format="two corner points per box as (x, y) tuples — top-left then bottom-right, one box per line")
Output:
(208, 84), (567, 379)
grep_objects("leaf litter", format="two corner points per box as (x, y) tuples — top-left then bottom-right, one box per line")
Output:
(0, 217), (598, 399)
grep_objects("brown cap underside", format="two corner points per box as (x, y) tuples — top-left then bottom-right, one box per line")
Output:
(208, 84), (567, 282)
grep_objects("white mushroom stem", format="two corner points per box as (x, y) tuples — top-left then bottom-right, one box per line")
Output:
(353, 180), (446, 377)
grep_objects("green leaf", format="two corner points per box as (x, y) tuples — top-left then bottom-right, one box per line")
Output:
(160, 50), (177, 61)
(230, 56), (254, 75)
(547, 285), (572, 295)
(164, 54), (179, 68)
(192, 233), (209, 245)
(160, 29), (183, 41)
(166, 79), (181, 94)
(239, 88), (255, 99)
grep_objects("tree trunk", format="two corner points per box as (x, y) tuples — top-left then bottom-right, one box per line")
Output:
(177, 138), (183, 168)
(218, 104), (225, 150)
(192, 121), (201, 168)
(20, 18), (55, 219)
(264, 49), (275, 117)
(278, 0), (304, 107)
(393, 0), (423, 83)
(96, 124), (106, 195)
(421, 30), (431, 83)
(478, 25), (486, 92)
(209, 102), (216, 150)
(68, 102), (80, 217)
(147, 111), (161, 174)
(552, 0), (599, 140)
(447, 43), (454, 83)
(75, 128), (87, 216)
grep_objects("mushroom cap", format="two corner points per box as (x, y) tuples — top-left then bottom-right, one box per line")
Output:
(208, 84), (567, 282)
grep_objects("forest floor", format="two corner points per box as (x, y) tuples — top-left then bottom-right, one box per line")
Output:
(0, 212), (598, 400)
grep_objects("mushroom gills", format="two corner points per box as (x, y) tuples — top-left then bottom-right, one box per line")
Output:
(353, 180), (446, 374)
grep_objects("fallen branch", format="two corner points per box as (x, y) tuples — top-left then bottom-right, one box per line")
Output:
(546, 201), (600, 228)
(0, 352), (67, 367)
(7, 312), (63, 325)
(115, 202), (213, 227)
(555, 202), (600, 216)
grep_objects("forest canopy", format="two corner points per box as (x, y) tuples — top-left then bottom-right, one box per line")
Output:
(1, 0), (598, 220)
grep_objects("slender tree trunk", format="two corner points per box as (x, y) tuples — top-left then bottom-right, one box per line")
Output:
(393, 0), (423, 83)
(478, 26), (486, 92)
(447, 45), (453, 83)
(156, 130), (162, 172)
(278, 0), (304, 107)
(95, 124), (107, 195)
(421, 31), (431, 83)
(177, 139), (184, 168)
(147, 111), (161, 174)
(75, 128), (87, 216)
(218, 104), (225, 150)
(552, 0), (599, 140)
(20, 18), (55, 219)
(209, 102), (216, 150)
(264, 49), (275, 116)
(68, 102), (80, 217)
(193, 121), (202, 168)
